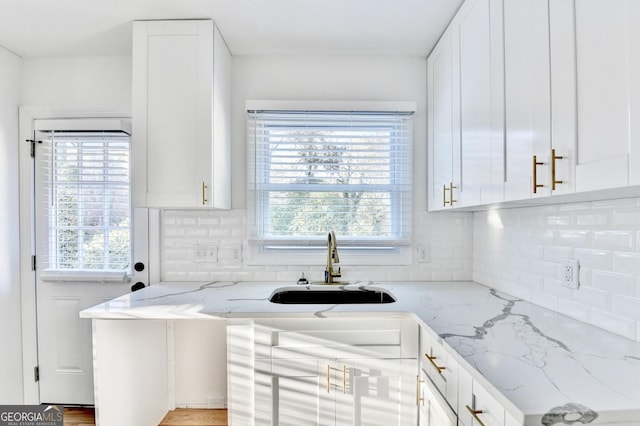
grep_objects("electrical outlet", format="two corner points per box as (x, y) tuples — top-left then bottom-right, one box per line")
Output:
(416, 244), (429, 263)
(220, 244), (242, 264)
(561, 258), (579, 289)
(194, 246), (218, 263)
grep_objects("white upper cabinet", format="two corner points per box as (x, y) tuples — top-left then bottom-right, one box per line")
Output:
(503, 0), (552, 201)
(572, 0), (640, 191)
(458, 0), (504, 206)
(132, 20), (231, 209)
(427, 0), (504, 211)
(548, 0), (577, 196)
(428, 25), (461, 210)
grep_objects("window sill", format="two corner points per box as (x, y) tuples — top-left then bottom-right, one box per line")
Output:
(40, 269), (131, 284)
(246, 245), (412, 266)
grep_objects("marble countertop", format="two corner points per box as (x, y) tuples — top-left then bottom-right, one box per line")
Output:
(80, 281), (640, 425)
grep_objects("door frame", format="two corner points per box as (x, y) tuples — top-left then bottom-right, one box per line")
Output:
(18, 106), (160, 404)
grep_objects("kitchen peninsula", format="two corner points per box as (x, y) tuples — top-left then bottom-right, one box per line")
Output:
(81, 281), (640, 426)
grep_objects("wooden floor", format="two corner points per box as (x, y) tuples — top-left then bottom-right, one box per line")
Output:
(63, 407), (228, 426)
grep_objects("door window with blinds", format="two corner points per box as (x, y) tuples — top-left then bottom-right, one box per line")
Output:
(247, 103), (414, 264)
(34, 118), (132, 282)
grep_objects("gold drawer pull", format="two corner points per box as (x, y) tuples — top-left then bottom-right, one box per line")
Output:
(343, 365), (346, 394)
(416, 375), (424, 406)
(327, 364), (330, 393)
(443, 184), (450, 206)
(466, 405), (485, 426)
(201, 181), (208, 205)
(425, 354), (446, 374)
(449, 182), (457, 205)
(551, 149), (564, 190)
(327, 365), (347, 394)
(532, 155), (544, 194)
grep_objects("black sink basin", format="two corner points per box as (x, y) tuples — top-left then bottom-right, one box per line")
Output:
(269, 286), (396, 304)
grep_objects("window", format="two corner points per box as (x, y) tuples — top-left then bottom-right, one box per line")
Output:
(35, 119), (132, 280)
(247, 102), (414, 263)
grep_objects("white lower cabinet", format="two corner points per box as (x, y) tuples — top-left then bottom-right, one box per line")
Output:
(256, 357), (416, 426)
(229, 318), (418, 426)
(228, 319), (522, 426)
(418, 367), (457, 426)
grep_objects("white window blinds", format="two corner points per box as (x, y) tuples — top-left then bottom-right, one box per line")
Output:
(35, 119), (132, 278)
(248, 108), (414, 248)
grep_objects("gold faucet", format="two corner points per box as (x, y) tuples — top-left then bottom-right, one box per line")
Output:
(325, 230), (342, 284)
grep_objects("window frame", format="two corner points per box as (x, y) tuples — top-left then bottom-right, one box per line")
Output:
(246, 101), (415, 266)
(34, 118), (133, 282)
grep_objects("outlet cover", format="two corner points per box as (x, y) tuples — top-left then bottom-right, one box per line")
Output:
(194, 246), (218, 263)
(416, 244), (430, 263)
(561, 258), (579, 289)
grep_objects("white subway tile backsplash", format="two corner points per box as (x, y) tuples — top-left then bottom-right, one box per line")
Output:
(555, 230), (591, 247)
(572, 286), (611, 311)
(161, 209), (473, 285)
(556, 299), (589, 323)
(575, 211), (612, 227)
(611, 295), (640, 321)
(612, 253), (640, 275)
(588, 309), (636, 340)
(592, 230), (635, 251)
(474, 197), (640, 341)
(574, 249), (612, 270)
(613, 210), (640, 227)
(543, 246), (573, 262)
(591, 270), (636, 297)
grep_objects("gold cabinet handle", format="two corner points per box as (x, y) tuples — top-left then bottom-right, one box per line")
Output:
(416, 375), (424, 406)
(449, 182), (457, 205)
(343, 365), (347, 395)
(466, 405), (485, 426)
(532, 155), (544, 194)
(327, 365), (347, 394)
(327, 364), (331, 393)
(443, 184), (450, 207)
(425, 354), (446, 374)
(201, 181), (208, 205)
(551, 149), (564, 191)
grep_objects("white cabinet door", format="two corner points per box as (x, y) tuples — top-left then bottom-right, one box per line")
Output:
(573, 0), (640, 191)
(503, 0), (552, 201)
(132, 20), (231, 209)
(549, 0), (577, 196)
(336, 358), (416, 426)
(420, 328), (458, 412)
(258, 359), (331, 426)
(418, 368), (457, 426)
(428, 25), (460, 210)
(457, 0), (504, 206)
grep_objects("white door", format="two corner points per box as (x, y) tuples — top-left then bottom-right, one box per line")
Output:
(32, 119), (149, 405)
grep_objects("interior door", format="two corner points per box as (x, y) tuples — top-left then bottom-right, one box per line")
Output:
(32, 120), (149, 405)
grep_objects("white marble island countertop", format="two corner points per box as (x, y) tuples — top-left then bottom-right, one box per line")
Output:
(80, 281), (640, 425)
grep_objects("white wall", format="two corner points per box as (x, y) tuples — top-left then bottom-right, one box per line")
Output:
(20, 56), (131, 106)
(474, 199), (640, 342)
(161, 55), (474, 283)
(0, 46), (23, 403)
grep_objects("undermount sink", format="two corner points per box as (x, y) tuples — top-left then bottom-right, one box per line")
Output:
(269, 285), (396, 304)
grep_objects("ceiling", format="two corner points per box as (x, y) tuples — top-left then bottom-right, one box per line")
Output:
(0, 0), (462, 58)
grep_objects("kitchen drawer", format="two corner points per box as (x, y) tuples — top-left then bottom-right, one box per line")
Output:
(419, 366), (457, 426)
(419, 326), (459, 411)
(459, 367), (506, 426)
(254, 318), (417, 360)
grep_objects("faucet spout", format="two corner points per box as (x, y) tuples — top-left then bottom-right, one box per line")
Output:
(325, 230), (342, 284)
